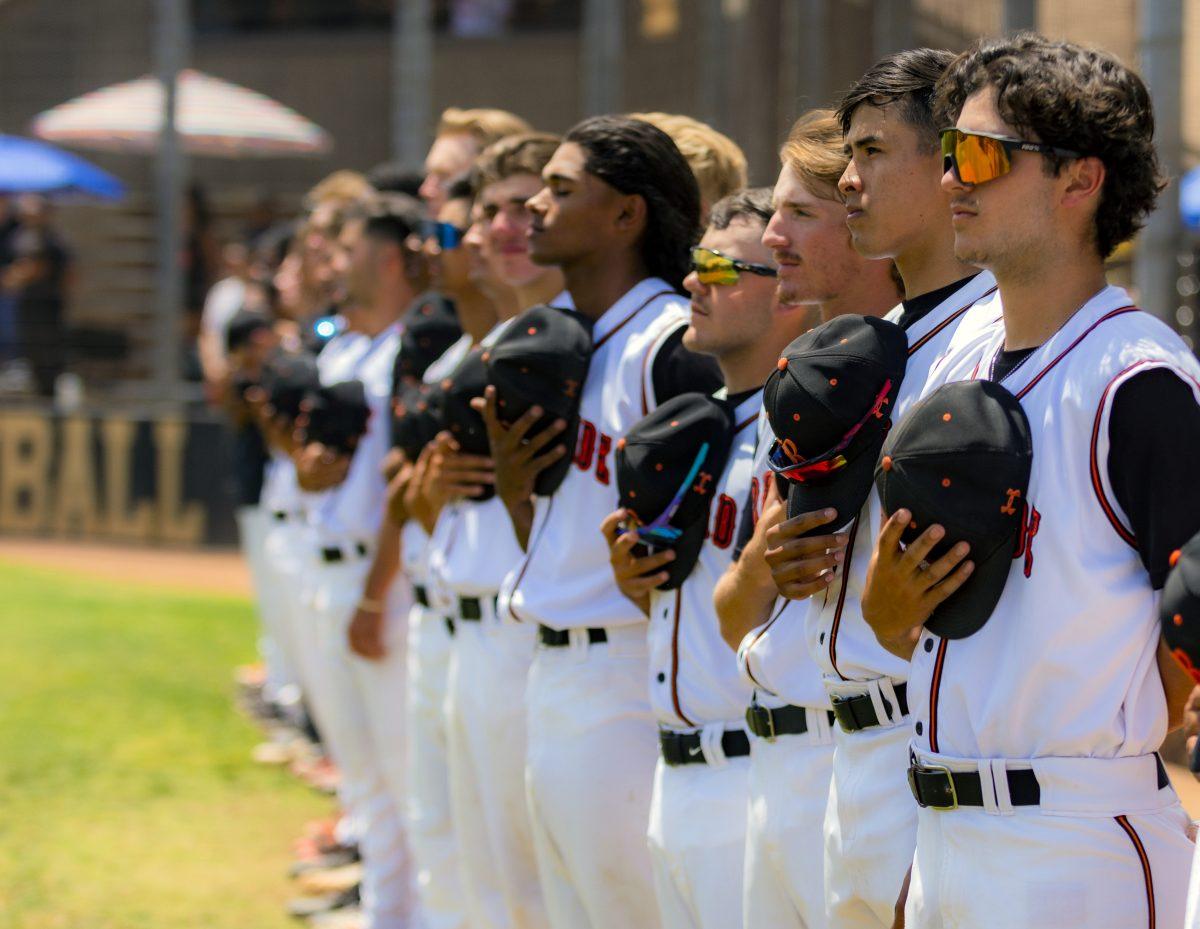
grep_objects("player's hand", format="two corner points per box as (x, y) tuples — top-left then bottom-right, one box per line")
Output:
(348, 606), (387, 660)
(1183, 685), (1200, 781)
(601, 509), (676, 615)
(404, 445), (440, 534)
(425, 431), (495, 503)
(295, 442), (350, 491)
(764, 507), (849, 601)
(381, 446), (406, 483)
(472, 386), (566, 510)
(861, 508), (973, 660)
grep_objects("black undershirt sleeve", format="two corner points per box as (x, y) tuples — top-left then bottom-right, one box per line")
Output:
(650, 326), (724, 406)
(1107, 368), (1200, 589)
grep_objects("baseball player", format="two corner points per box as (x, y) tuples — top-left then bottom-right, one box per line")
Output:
(424, 133), (567, 929)
(477, 116), (721, 929)
(290, 193), (429, 929)
(419, 108), (532, 215)
(628, 112), (747, 219)
(706, 111), (895, 929)
(860, 35), (1200, 928)
(598, 187), (807, 929)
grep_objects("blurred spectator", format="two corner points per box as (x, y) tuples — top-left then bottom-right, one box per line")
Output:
(244, 194), (280, 248)
(0, 196), (18, 365)
(1, 195), (73, 395)
(198, 241), (256, 401)
(184, 184), (220, 324)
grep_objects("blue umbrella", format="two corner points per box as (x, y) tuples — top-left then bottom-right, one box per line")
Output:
(1183, 166), (1200, 234)
(0, 134), (125, 199)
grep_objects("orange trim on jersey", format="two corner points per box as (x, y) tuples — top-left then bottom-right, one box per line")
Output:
(1115, 815), (1156, 929)
(1012, 307), (1138, 399)
(595, 289), (674, 350)
(906, 285), (997, 356)
(927, 637), (948, 754)
(735, 412), (759, 434)
(669, 586), (696, 727)
(826, 517), (860, 682)
(505, 496), (554, 624)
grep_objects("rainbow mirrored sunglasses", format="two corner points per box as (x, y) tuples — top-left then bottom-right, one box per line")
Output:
(768, 379), (892, 484)
(940, 128), (1081, 186)
(627, 441), (711, 545)
(691, 246), (777, 286)
(420, 219), (467, 250)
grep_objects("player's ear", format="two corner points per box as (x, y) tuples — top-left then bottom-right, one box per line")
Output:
(1060, 155), (1104, 209)
(614, 192), (648, 239)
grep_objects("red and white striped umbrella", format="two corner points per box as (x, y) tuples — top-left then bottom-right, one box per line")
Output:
(31, 69), (331, 158)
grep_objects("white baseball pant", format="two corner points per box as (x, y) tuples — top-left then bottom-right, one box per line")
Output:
(404, 602), (469, 929)
(524, 625), (660, 929)
(905, 753), (1192, 928)
(743, 711), (836, 929)
(647, 733), (750, 929)
(237, 505), (296, 705)
(823, 715), (916, 929)
(303, 555), (416, 929)
(445, 611), (547, 929)
(1184, 838), (1200, 927)
(260, 515), (310, 721)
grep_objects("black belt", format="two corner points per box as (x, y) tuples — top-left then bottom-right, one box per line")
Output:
(830, 682), (908, 732)
(745, 702), (835, 741)
(321, 542), (368, 563)
(413, 585), (430, 607)
(659, 728), (750, 766)
(537, 625), (607, 647)
(272, 510), (300, 522)
(907, 753), (1169, 811)
(445, 617), (456, 637)
(459, 596), (498, 622)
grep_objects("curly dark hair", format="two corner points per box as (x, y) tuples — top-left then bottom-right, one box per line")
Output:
(836, 48), (957, 150)
(565, 115), (701, 291)
(934, 33), (1164, 259)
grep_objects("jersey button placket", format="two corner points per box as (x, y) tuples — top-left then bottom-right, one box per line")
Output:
(656, 672), (666, 683)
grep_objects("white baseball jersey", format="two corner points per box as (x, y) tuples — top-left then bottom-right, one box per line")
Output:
(260, 450), (302, 516)
(399, 334), (474, 588)
(500, 278), (691, 630)
(648, 388), (761, 730)
(908, 284), (1200, 761)
(310, 323), (401, 544)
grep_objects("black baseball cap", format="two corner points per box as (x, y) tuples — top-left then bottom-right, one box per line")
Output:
(763, 315), (908, 529)
(226, 309), (271, 354)
(484, 304), (593, 496)
(301, 379), (371, 455)
(1161, 532), (1200, 683)
(875, 379), (1033, 639)
(260, 350), (320, 422)
(396, 293), (462, 382)
(390, 380), (444, 461)
(615, 392), (734, 590)
(436, 346), (494, 500)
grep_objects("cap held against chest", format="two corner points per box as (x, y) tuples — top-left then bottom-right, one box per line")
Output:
(764, 314), (908, 530)
(396, 294), (462, 383)
(436, 347), (495, 500)
(484, 304), (593, 497)
(1161, 532), (1200, 683)
(615, 392), (734, 590)
(301, 379), (372, 456)
(875, 379), (1033, 639)
(391, 380), (444, 462)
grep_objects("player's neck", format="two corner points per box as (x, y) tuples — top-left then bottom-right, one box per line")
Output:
(356, 287), (409, 337)
(515, 269), (566, 315)
(995, 252), (1108, 351)
(819, 271), (900, 323)
(451, 288), (500, 343)
(894, 223), (978, 301)
(562, 250), (649, 322)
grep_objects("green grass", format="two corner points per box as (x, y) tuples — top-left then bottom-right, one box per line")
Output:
(0, 562), (329, 929)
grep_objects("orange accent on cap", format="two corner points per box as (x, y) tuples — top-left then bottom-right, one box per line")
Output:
(830, 378), (839, 386)
(527, 326), (537, 335)
(1174, 613), (1185, 627)
(880, 456), (893, 471)
(481, 351), (490, 362)
(909, 520), (918, 530)
(441, 379), (452, 389)
(1171, 549), (1183, 567)
(942, 412), (952, 422)
(629, 490), (637, 498)
(655, 463), (664, 471)
(616, 438), (626, 450)
(792, 413), (801, 422)
(840, 338), (849, 344)
(776, 358), (788, 371)
(670, 420), (679, 427)
(942, 478), (951, 488)
(521, 366), (529, 374)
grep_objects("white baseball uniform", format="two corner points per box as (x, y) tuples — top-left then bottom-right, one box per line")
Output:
(498, 278), (693, 929)
(400, 333), (473, 929)
(426, 314), (548, 929)
(299, 322), (417, 929)
(902, 285), (1199, 929)
(735, 410), (836, 929)
(644, 387), (760, 929)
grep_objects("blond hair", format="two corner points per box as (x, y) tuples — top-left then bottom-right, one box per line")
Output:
(303, 170), (373, 211)
(780, 109), (847, 201)
(436, 107), (533, 150)
(631, 112), (748, 210)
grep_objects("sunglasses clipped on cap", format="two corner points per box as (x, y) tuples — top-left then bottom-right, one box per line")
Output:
(691, 246), (777, 286)
(628, 442), (711, 545)
(768, 379), (892, 484)
(940, 128), (1082, 186)
(420, 220), (467, 250)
